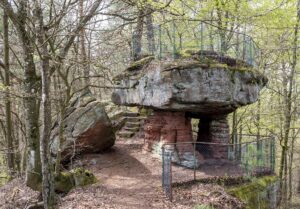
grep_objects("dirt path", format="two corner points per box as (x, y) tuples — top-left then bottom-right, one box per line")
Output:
(58, 136), (243, 209)
(0, 136), (244, 209)
(59, 137), (170, 209)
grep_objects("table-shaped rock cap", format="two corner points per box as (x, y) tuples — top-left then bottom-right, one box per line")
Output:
(112, 50), (267, 115)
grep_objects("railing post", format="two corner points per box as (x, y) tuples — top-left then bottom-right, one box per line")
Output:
(218, 34), (221, 54)
(162, 146), (165, 187)
(233, 132), (237, 160)
(270, 138), (273, 172)
(235, 30), (240, 60)
(257, 139), (262, 170)
(249, 38), (253, 65)
(242, 32), (246, 62)
(193, 142), (196, 181)
(245, 142), (249, 176)
(271, 136), (275, 173)
(162, 145), (172, 201)
(172, 20), (176, 59)
(170, 152), (172, 202)
(200, 22), (204, 58)
(159, 24), (162, 60)
(263, 140), (266, 171)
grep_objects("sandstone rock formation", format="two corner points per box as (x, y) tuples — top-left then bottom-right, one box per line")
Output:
(50, 90), (115, 163)
(112, 52), (267, 168)
(144, 111), (203, 168)
(112, 54), (267, 115)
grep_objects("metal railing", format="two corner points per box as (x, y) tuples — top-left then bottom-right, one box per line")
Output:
(132, 20), (260, 67)
(161, 136), (275, 201)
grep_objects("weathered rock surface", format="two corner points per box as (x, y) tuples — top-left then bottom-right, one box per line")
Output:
(197, 116), (230, 159)
(144, 111), (203, 168)
(50, 90), (115, 163)
(112, 55), (267, 115)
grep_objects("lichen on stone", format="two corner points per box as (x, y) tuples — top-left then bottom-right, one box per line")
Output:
(113, 65), (146, 84)
(176, 49), (254, 69)
(162, 59), (208, 71)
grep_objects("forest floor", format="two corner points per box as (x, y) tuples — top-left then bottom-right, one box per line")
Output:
(0, 135), (244, 209)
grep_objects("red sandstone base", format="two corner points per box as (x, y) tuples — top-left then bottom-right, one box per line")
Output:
(143, 111), (231, 165)
(143, 111), (203, 168)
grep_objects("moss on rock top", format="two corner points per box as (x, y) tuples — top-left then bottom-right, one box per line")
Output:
(126, 56), (155, 71)
(113, 50), (266, 84)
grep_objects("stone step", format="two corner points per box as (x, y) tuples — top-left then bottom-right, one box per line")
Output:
(123, 112), (140, 117)
(126, 117), (145, 122)
(108, 110), (124, 121)
(126, 122), (141, 128)
(124, 126), (140, 132)
(117, 130), (135, 138)
(210, 133), (229, 138)
(112, 117), (126, 132)
(210, 129), (229, 134)
(137, 132), (145, 138)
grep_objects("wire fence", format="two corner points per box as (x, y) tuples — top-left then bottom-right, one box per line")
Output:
(161, 136), (275, 201)
(132, 20), (260, 67)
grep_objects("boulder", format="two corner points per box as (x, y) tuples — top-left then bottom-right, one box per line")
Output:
(50, 90), (115, 163)
(112, 53), (267, 115)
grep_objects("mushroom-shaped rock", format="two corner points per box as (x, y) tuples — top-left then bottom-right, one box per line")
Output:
(112, 54), (267, 115)
(111, 52), (267, 168)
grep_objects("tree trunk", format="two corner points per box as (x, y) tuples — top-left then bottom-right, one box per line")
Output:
(34, 1), (55, 207)
(231, 111), (237, 144)
(288, 128), (296, 200)
(145, 7), (155, 55)
(0, 0), (44, 190)
(132, 9), (144, 60)
(17, 7), (42, 190)
(80, 0), (90, 89)
(3, 9), (15, 176)
(297, 168), (300, 194)
(279, 0), (300, 205)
